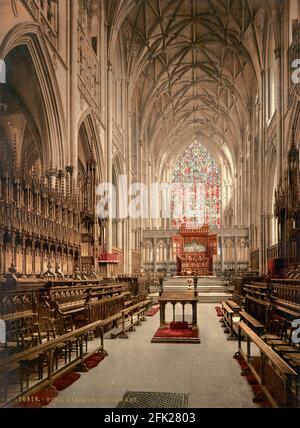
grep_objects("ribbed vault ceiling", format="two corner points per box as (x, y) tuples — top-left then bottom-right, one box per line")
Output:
(113, 0), (270, 175)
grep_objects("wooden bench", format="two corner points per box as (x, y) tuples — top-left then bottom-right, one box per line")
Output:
(236, 321), (298, 407)
(110, 308), (147, 339)
(267, 321), (300, 358)
(227, 300), (241, 311)
(240, 310), (264, 336)
(116, 302), (148, 339)
(221, 300), (240, 340)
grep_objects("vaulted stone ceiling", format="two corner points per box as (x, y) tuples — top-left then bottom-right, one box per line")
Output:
(109, 0), (277, 177)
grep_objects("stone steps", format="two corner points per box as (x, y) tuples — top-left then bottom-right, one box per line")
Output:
(199, 287), (228, 293)
(163, 279), (231, 303)
(198, 293), (232, 303)
(164, 287), (227, 293)
(164, 285), (229, 292)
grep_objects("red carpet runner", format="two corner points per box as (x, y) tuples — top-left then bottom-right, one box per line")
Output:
(153, 327), (199, 338)
(234, 354), (272, 408)
(84, 352), (106, 369)
(215, 306), (223, 317)
(151, 321), (200, 343)
(145, 306), (160, 316)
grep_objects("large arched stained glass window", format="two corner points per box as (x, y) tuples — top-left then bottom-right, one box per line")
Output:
(172, 141), (221, 228)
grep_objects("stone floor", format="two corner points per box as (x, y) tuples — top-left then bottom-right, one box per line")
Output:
(49, 283), (258, 408)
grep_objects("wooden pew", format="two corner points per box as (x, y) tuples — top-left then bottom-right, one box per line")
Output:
(240, 310), (264, 336)
(221, 300), (241, 340)
(47, 282), (129, 323)
(118, 301), (149, 339)
(0, 280), (137, 356)
(236, 321), (298, 407)
(0, 289), (37, 321)
(0, 298), (149, 407)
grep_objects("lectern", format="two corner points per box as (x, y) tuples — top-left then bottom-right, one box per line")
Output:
(151, 290), (200, 343)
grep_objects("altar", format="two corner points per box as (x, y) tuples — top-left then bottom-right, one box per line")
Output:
(151, 290), (200, 344)
(173, 225), (217, 276)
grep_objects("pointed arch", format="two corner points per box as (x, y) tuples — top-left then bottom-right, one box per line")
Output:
(0, 22), (67, 169)
(77, 108), (105, 184)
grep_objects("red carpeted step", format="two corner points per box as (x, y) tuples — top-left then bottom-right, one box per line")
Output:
(86, 353), (105, 362)
(85, 359), (100, 369)
(235, 356), (272, 408)
(153, 326), (199, 338)
(84, 353), (106, 369)
(215, 306), (223, 317)
(53, 372), (81, 391)
(246, 374), (258, 385)
(67, 372), (81, 382)
(251, 384), (262, 395)
(145, 306), (160, 316)
(170, 321), (189, 330)
(237, 359), (248, 370)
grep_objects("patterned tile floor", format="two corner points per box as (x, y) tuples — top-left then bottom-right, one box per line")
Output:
(117, 391), (189, 408)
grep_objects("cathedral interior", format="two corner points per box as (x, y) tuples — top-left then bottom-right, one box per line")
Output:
(0, 0), (300, 410)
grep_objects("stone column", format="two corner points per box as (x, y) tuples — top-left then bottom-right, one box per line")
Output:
(117, 220), (123, 249)
(192, 302), (197, 326)
(172, 303), (176, 322)
(70, 0), (79, 176)
(260, 69), (267, 274)
(160, 302), (166, 325)
(234, 236), (238, 272)
(122, 220), (126, 273)
(166, 237), (170, 274)
(153, 237), (157, 272)
(127, 108), (132, 274)
(234, 173), (238, 226)
(274, 47), (284, 184)
(220, 237), (224, 273)
(136, 229), (139, 252)
(106, 62), (113, 255)
(139, 141), (145, 244)
(148, 162), (152, 230)
(0, 231), (3, 275)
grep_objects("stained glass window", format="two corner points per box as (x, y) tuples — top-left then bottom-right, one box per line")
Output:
(172, 141), (221, 228)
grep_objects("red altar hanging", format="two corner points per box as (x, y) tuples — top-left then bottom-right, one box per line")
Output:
(172, 225), (217, 276)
